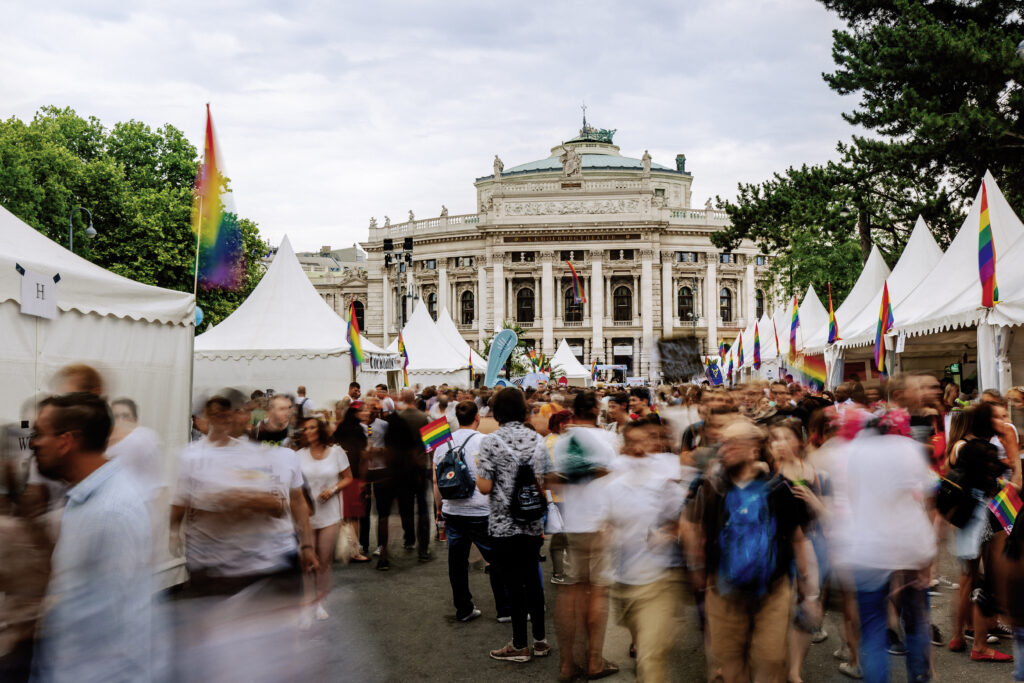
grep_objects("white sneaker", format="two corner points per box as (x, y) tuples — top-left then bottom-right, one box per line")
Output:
(372, 546), (382, 557)
(315, 603), (329, 621)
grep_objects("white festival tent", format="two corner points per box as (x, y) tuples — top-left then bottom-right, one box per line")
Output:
(804, 245), (891, 356)
(552, 339), (591, 386)
(794, 285), (829, 354)
(890, 173), (1024, 391)
(0, 203), (194, 587)
(387, 299), (470, 387)
(194, 236), (403, 403)
(752, 312), (784, 380)
(435, 307), (488, 373)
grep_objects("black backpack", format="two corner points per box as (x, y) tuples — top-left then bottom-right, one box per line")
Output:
(435, 433), (478, 500)
(495, 436), (546, 523)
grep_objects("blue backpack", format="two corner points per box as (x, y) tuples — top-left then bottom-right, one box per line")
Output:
(435, 433), (478, 500)
(717, 478), (777, 597)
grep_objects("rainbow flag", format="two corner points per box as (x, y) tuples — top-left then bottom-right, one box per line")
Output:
(718, 340), (725, 360)
(469, 349), (475, 385)
(772, 319), (781, 355)
(753, 323), (761, 370)
(192, 104), (245, 291)
(979, 181), (999, 308)
(736, 332), (744, 369)
(874, 281), (894, 377)
(827, 282), (840, 343)
(398, 332), (409, 387)
(566, 261), (587, 304)
(789, 294), (800, 360)
(347, 301), (364, 367)
(420, 416), (453, 452)
(795, 354), (827, 388)
(727, 354), (733, 382)
(988, 484), (1023, 533)
(590, 360), (598, 382)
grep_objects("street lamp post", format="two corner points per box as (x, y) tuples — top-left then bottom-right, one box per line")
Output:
(68, 206), (97, 252)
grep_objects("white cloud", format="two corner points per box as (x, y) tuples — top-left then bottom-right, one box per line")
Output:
(0, 0), (853, 251)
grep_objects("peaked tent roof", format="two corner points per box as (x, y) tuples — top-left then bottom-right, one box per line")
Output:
(386, 299), (470, 373)
(794, 285), (828, 354)
(0, 204), (193, 325)
(195, 235), (397, 362)
(804, 245), (891, 354)
(552, 339), (590, 378)
(435, 307), (488, 372)
(838, 217), (944, 349)
(756, 313), (779, 362)
(896, 172), (1024, 337)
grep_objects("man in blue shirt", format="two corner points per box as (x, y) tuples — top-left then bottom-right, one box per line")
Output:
(30, 392), (154, 682)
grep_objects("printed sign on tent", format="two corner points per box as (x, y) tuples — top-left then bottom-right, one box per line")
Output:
(18, 266), (58, 319)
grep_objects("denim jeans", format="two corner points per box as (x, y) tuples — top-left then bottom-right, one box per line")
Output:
(1013, 626), (1024, 681)
(854, 568), (931, 683)
(444, 513), (508, 619)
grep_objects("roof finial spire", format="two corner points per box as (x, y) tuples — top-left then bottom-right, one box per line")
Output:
(581, 101), (587, 129)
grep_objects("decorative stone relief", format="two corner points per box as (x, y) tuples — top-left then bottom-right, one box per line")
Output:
(504, 199), (640, 216)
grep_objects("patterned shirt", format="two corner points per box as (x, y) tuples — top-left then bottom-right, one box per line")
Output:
(477, 421), (549, 538)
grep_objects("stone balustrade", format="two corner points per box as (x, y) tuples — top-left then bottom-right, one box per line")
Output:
(368, 213), (481, 241)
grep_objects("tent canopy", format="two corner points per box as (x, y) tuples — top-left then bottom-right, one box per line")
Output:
(552, 339), (590, 379)
(795, 285), (828, 353)
(804, 245), (890, 354)
(387, 299), (469, 373)
(0, 204), (193, 325)
(435, 307), (488, 372)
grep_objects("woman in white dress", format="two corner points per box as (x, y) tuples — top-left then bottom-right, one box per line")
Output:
(297, 417), (353, 620)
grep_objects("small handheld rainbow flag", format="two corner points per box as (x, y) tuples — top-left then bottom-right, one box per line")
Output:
(566, 261), (587, 304)
(988, 484), (1023, 533)
(978, 181), (999, 308)
(420, 416), (453, 453)
(736, 332), (744, 369)
(347, 301), (364, 368)
(827, 283), (841, 343)
(789, 294), (800, 360)
(753, 323), (761, 370)
(874, 281), (894, 377)
(590, 359), (598, 382)
(398, 332), (409, 387)
(192, 104), (245, 292)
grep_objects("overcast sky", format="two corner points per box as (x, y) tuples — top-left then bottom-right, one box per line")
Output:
(2, 0), (855, 252)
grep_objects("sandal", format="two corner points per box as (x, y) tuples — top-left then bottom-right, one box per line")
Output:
(351, 554), (370, 563)
(587, 659), (619, 680)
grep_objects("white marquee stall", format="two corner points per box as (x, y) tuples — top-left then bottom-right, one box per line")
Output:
(387, 300), (470, 388)
(435, 307), (488, 374)
(552, 339), (591, 386)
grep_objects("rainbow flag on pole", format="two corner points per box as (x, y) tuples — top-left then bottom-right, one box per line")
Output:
(420, 415), (453, 452)
(347, 301), (364, 368)
(789, 294), (800, 360)
(398, 332), (409, 387)
(827, 282), (841, 343)
(736, 332), (744, 369)
(772, 319), (781, 356)
(874, 281), (894, 377)
(794, 354), (827, 387)
(566, 261), (587, 304)
(590, 359), (598, 382)
(753, 323), (761, 370)
(988, 484), (1023, 533)
(979, 181), (999, 308)
(192, 104), (245, 292)
(469, 349), (475, 385)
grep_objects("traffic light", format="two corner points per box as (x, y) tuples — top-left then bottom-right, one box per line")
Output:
(403, 237), (413, 251)
(383, 238), (393, 251)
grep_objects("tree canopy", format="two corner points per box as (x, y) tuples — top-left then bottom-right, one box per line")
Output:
(714, 0), (1024, 304)
(0, 106), (266, 331)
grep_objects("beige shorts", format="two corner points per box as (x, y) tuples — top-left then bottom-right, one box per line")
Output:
(564, 532), (611, 586)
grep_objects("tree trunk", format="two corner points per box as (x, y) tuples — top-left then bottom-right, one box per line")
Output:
(858, 210), (872, 263)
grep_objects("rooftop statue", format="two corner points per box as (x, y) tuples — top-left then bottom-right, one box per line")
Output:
(369, 217), (378, 229)
(578, 123), (616, 143)
(440, 204), (448, 217)
(384, 215), (391, 227)
(642, 150), (651, 175)
(560, 146), (582, 178)
(408, 209), (415, 222)
(493, 154), (503, 178)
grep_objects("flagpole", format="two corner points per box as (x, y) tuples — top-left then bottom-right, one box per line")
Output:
(192, 195), (202, 297)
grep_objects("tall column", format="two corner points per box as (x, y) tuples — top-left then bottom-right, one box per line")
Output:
(706, 257), (718, 352)
(541, 252), (555, 354)
(604, 276), (612, 319)
(555, 277), (562, 320)
(640, 251), (655, 379)
(590, 252), (604, 360)
(438, 266), (448, 315)
(632, 273), (640, 318)
(477, 263), (487, 341)
(661, 253), (673, 339)
(745, 262), (756, 324)
(492, 260), (505, 331)
(381, 272), (391, 346)
(506, 278), (513, 324)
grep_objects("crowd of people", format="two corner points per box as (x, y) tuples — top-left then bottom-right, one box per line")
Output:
(6, 363), (1024, 682)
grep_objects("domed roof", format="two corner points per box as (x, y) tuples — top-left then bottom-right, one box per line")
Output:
(503, 154), (674, 175)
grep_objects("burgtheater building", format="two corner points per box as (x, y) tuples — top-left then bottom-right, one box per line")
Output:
(321, 122), (771, 380)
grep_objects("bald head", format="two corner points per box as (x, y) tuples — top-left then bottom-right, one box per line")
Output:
(399, 389), (416, 406)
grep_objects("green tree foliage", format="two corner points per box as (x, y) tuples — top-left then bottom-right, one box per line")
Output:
(0, 106), (267, 331)
(714, 0), (1023, 302)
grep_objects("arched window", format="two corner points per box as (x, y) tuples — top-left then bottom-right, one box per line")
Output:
(352, 300), (365, 330)
(427, 292), (437, 320)
(755, 289), (765, 319)
(720, 288), (733, 322)
(517, 287), (535, 324)
(563, 287), (583, 323)
(677, 287), (694, 321)
(613, 286), (632, 322)
(460, 290), (475, 325)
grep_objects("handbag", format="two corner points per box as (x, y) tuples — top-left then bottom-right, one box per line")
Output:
(937, 467), (977, 529)
(545, 501), (565, 535)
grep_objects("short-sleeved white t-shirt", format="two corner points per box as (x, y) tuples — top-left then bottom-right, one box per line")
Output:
(297, 445), (350, 529)
(173, 438), (303, 577)
(554, 426), (619, 533)
(433, 429), (489, 517)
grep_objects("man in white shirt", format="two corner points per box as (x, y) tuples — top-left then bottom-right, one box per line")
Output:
(376, 384), (396, 415)
(550, 390), (620, 681)
(432, 401), (508, 622)
(296, 385), (315, 419)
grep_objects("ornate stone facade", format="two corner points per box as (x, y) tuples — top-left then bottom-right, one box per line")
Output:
(319, 124), (774, 380)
